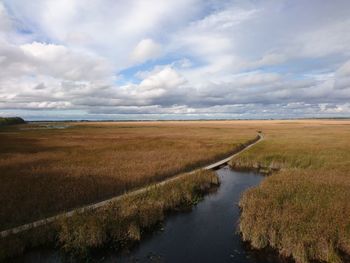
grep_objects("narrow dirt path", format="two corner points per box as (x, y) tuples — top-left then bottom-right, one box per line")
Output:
(0, 133), (263, 238)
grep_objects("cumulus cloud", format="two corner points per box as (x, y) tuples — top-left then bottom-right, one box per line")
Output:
(0, 0), (350, 119)
(19, 42), (112, 81)
(130, 38), (161, 64)
(4, 0), (199, 69)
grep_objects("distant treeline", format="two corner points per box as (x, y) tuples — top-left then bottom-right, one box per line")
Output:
(0, 117), (26, 126)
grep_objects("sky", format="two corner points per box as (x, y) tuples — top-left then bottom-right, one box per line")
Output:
(0, 0), (350, 120)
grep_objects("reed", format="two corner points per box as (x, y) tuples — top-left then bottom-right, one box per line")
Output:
(57, 169), (219, 256)
(229, 120), (350, 263)
(0, 121), (255, 230)
(0, 170), (219, 260)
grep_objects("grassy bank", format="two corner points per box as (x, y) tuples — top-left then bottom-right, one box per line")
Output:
(229, 120), (350, 263)
(0, 121), (255, 230)
(0, 170), (219, 260)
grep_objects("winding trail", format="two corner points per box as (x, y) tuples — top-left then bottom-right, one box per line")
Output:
(0, 133), (263, 238)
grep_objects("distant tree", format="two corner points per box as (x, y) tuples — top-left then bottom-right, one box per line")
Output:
(0, 117), (26, 126)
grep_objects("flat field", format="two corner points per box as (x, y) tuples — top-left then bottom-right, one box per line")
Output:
(229, 119), (350, 263)
(0, 121), (256, 230)
(2, 119), (349, 263)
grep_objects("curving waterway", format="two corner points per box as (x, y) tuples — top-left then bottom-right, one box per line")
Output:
(13, 166), (288, 263)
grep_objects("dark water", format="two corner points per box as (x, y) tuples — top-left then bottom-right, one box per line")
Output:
(12, 167), (287, 263)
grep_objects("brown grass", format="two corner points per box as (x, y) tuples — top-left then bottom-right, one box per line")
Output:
(228, 120), (350, 263)
(0, 121), (256, 230)
(3, 119), (349, 262)
(0, 169), (219, 260)
(57, 169), (219, 256)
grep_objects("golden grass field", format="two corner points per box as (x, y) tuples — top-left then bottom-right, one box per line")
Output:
(229, 120), (350, 263)
(1, 119), (350, 263)
(0, 121), (256, 230)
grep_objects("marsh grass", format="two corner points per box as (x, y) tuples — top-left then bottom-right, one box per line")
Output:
(57, 169), (219, 256)
(229, 120), (350, 263)
(0, 170), (219, 260)
(3, 120), (348, 262)
(0, 121), (255, 230)
(0, 223), (57, 261)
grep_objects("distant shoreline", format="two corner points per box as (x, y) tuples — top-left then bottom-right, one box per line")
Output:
(23, 117), (350, 123)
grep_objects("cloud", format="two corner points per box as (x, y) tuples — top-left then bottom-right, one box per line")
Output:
(293, 19), (350, 58)
(0, 2), (11, 33)
(113, 67), (187, 106)
(130, 38), (161, 64)
(337, 60), (350, 76)
(19, 42), (112, 81)
(3, 0), (200, 69)
(1, 0), (350, 120)
(334, 60), (350, 90)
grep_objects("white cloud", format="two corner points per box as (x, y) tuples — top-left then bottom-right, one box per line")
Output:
(337, 60), (350, 76)
(334, 60), (350, 90)
(0, 2), (11, 33)
(294, 19), (350, 58)
(4, 0), (199, 69)
(19, 42), (112, 81)
(190, 8), (258, 31)
(139, 67), (185, 90)
(117, 67), (186, 105)
(1, 0), (350, 119)
(130, 38), (161, 64)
